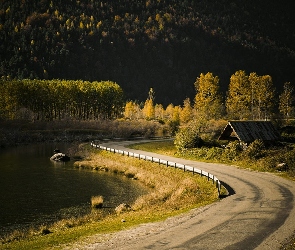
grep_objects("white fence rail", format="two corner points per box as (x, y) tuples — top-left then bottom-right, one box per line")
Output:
(91, 142), (221, 196)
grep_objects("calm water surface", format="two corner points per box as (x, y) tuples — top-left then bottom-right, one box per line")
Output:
(0, 143), (146, 236)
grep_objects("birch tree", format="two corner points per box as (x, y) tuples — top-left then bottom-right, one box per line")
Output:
(279, 82), (294, 121)
(194, 72), (223, 120)
(226, 70), (251, 120)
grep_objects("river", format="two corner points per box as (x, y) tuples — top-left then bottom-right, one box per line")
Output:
(0, 143), (146, 237)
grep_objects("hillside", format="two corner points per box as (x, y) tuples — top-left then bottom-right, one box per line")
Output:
(1, 0), (295, 105)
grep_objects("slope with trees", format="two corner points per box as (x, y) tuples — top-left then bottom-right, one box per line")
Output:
(1, 0), (295, 105)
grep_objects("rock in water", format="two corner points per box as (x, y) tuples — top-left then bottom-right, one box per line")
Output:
(50, 152), (70, 162)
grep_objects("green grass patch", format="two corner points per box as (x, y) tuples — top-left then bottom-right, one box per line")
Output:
(128, 140), (295, 180)
(129, 140), (177, 155)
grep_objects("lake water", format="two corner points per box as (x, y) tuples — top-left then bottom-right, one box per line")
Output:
(0, 143), (146, 237)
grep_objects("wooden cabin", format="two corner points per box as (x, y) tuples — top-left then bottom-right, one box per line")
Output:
(218, 121), (281, 144)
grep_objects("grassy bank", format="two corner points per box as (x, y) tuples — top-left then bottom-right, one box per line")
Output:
(1, 144), (219, 249)
(128, 140), (295, 180)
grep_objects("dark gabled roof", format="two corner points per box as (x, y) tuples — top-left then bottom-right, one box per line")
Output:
(218, 121), (281, 143)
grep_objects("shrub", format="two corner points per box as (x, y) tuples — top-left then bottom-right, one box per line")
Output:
(222, 141), (243, 160)
(243, 139), (265, 159)
(91, 195), (104, 208)
(205, 147), (224, 161)
(174, 127), (203, 150)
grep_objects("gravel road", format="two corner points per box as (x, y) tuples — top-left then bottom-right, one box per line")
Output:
(64, 140), (295, 250)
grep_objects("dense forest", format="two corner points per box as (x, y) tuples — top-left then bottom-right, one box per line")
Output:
(1, 0), (295, 105)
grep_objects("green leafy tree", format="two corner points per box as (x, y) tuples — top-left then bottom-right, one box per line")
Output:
(194, 72), (223, 120)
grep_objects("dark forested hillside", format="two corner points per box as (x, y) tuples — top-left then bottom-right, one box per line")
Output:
(1, 0), (295, 105)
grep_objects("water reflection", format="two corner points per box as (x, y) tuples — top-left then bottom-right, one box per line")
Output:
(0, 143), (146, 236)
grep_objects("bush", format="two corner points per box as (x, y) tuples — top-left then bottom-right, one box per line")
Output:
(243, 139), (265, 159)
(174, 127), (203, 150)
(222, 141), (243, 160)
(91, 195), (104, 209)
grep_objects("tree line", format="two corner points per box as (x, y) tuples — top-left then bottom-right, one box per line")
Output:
(125, 70), (294, 126)
(0, 70), (294, 125)
(1, 0), (295, 105)
(0, 79), (123, 120)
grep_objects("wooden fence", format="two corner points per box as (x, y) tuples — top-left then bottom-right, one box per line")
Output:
(90, 142), (221, 196)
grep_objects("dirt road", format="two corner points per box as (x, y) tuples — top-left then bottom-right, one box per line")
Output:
(65, 140), (295, 250)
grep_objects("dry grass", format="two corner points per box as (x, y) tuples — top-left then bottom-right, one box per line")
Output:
(91, 195), (104, 208)
(74, 149), (218, 214)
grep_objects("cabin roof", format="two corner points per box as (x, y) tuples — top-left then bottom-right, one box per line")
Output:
(218, 121), (281, 143)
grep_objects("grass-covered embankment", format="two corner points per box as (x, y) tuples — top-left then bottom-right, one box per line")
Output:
(128, 140), (295, 180)
(1, 144), (219, 250)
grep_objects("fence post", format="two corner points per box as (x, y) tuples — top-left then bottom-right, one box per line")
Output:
(193, 167), (194, 175)
(216, 180), (221, 196)
(208, 172), (210, 181)
(166, 161), (168, 167)
(184, 165), (185, 172)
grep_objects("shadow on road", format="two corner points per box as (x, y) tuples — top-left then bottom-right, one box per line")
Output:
(219, 181), (235, 198)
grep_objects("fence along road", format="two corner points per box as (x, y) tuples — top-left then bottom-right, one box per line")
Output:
(78, 140), (295, 250)
(90, 141), (222, 196)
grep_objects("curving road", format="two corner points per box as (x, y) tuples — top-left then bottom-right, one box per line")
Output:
(67, 140), (295, 250)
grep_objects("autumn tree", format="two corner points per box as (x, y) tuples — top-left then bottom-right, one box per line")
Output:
(142, 88), (155, 120)
(163, 103), (180, 135)
(226, 70), (251, 120)
(164, 103), (174, 122)
(124, 101), (138, 120)
(194, 72), (223, 120)
(252, 74), (275, 120)
(227, 71), (276, 120)
(155, 103), (165, 121)
(179, 97), (193, 124)
(279, 82), (294, 122)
